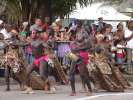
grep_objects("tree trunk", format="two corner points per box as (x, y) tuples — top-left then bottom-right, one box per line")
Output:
(39, 0), (52, 24)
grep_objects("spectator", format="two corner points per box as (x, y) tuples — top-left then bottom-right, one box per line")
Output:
(124, 21), (133, 67)
(97, 17), (106, 32)
(124, 21), (133, 49)
(0, 23), (12, 39)
(30, 18), (43, 32)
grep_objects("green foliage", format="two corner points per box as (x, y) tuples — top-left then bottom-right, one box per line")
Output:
(1, 0), (132, 23)
(52, 0), (92, 16)
(0, 0), (92, 23)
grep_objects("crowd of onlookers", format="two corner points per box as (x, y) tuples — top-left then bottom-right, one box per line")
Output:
(0, 16), (133, 95)
(0, 17), (133, 71)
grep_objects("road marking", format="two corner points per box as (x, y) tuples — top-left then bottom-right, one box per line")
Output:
(76, 93), (133, 100)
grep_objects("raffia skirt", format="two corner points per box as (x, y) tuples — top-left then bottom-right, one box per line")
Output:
(87, 61), (130, 92)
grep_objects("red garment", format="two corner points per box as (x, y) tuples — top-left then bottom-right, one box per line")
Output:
(33, 55), (49, 67)
(70, 43), (89, 64)
(79, 51), (89, 64)
(117, 53), (124, 58)
(117, 50), (125, 58)
(42, 23), (48, 31)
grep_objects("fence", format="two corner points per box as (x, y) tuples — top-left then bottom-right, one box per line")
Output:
(125, 48), (133, 74)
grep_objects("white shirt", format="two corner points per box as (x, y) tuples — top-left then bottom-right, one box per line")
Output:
(0, 28), (11, 39)
(116, 44), (125, 53)
(124, 28), (133, 48)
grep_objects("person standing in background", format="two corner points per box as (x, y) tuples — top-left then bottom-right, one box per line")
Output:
(97, 17), (106, 32)
(30, 18), (43, 32)
(124, 21), (133, 70)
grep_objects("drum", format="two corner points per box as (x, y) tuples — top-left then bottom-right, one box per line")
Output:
(65, 51), (79, 62)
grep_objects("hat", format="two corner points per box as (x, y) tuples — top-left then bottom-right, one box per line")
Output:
(96, 34), (104, 41)
(19, 31), (27, 37)
(51, 22), (57, 27)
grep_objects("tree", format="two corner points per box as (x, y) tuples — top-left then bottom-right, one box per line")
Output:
(0, 0), (93, 23)
(1, 0), (132, 23)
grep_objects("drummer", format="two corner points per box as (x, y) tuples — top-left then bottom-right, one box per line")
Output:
(24, 30), (51, 93)
(69, 20), (92, 96)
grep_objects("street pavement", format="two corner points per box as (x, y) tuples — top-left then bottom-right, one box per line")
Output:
(1, 78), (133, 100)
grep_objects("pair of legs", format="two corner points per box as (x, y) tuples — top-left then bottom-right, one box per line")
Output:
(49, 67), (61, 83)
(69, 59), (92, 96)
(26, 60), (49, 90)
(5, 66), (23, 91)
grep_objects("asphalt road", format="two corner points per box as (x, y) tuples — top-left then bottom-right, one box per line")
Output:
(1, 82), (133, 100)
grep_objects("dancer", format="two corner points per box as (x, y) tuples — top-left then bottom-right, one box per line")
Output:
(69, 20), (92, 96)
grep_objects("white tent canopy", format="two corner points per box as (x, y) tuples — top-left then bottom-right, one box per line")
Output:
(69, 3), (131, 20)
